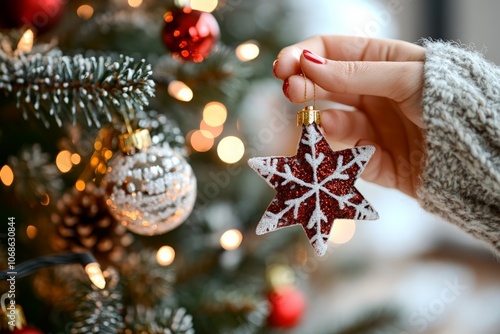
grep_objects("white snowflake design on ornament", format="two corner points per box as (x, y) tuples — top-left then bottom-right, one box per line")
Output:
(248, 124), (378, 256)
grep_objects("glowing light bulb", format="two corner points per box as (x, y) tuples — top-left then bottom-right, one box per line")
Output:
(236, 42), (260, 61)
(56, 150), (73, 173)
(0, 165), (14, 186)
(217, 136), (245, 164)
(203, 102), (227, 127)
(220, 229), (243, 250)
(17, 29), (34, 53)
(77, 4), (94, 20)
(85, 263), (106, 289)
(329, 219), (356, 244)
(190, 0), (218, 12)
(168, 80), (193, 102)
(156, 246), (175, 266)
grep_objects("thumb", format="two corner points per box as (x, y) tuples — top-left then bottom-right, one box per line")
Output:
(300, 49), (423, 104)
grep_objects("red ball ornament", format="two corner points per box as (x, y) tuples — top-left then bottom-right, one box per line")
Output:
(0, 0), (64, 33)
(12, 326), (44, 334)
(267, 286), (306, 328)
(162, 7), (220, 63)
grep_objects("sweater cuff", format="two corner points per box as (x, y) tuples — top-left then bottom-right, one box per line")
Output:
(417, 41), (500, 254)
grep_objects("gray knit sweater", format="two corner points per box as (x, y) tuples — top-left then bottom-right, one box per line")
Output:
(418, 41), (500, 255)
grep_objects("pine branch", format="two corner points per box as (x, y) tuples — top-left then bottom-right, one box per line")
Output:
(70, 268), (125, 334)
(119, 249), (176, 307)
(8, 143), (63, 205)
(193, 286), (269, 334)
(153, 44), (252, 106)
(0, 49), (155, 127)
(126, 305), (195, 334)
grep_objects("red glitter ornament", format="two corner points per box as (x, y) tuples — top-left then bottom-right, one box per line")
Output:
(162, 7), (220, 63)
(12, 327), (44, 334)
(248, 107), (378, 256)
(267, 286), (306, 328)
(0, 0), (65, 33)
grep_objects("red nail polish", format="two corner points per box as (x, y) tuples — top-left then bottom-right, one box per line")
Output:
(273, 59), (278, 77)
(282, 78), (290, 99)
(303, 49), (326, 64)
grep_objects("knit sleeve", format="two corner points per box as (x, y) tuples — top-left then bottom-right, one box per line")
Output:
(417, 41), (500, 254)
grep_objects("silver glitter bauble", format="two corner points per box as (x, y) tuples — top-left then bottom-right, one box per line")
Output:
(136, 110), (187, 157)
(103, 145), (196, 235)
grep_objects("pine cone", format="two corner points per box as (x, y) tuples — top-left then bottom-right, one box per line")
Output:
(33, 264), (98, 312)
(51, 183), (133, 266)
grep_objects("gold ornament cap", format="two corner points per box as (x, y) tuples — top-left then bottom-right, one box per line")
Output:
(297, 106), (321, 126)
(0, 305), (27, 331)
(118, 129), (152, 154)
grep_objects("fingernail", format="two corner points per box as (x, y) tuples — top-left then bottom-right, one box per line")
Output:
(303, 49), (326, 64)
(282, 78), (290, 99)
(272, 59), (278, 77)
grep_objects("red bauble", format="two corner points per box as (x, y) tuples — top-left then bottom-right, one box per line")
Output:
(162, 7), (220, 63)
(267, 287), (306, 328)
(0, 0), (64, 33)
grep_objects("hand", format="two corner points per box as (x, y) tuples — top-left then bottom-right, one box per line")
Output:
(273, 35), (426, 198)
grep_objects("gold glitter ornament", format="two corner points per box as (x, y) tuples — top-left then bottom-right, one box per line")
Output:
(103, 129), (196, 236)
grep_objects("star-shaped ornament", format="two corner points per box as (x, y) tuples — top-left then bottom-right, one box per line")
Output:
(248, 106), (378, 256)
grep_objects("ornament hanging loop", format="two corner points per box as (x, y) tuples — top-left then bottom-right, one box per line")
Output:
(298, 71), (320, 126)
(302, 70), (317, 109)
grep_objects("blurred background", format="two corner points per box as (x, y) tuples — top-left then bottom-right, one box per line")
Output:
(0, 0), (499, 333)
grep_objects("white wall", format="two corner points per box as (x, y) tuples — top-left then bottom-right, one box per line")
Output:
(450, 0), (500, 63)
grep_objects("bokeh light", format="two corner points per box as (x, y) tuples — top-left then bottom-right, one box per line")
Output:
(190, 0), (218, 12)
(40, 193), (50, 206)
(200, 120), (223, 138)
(190, 130), (214, 152)
(168, 80), (193, 102)
(0, 165), (14, 186)
(75, 180), (86, 192)
(235, 41), (260, 61)
(77, 4), (94, 20)
(26, 225), (38, 239)
(156, 246), (176, 266)
(56, 150), (73, 173)
(71, 153), (81, 165)
(128, 0), (143, 8)
(217, 136), (245, 164)
(203, 102), (227, 127)
(220, 229), (243, 250)
(329, 219), (356, 244)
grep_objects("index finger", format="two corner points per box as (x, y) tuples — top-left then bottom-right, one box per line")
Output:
(274, 35), (425, 79)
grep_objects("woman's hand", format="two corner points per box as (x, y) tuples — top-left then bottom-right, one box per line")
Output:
(273, 35), (426, 197)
